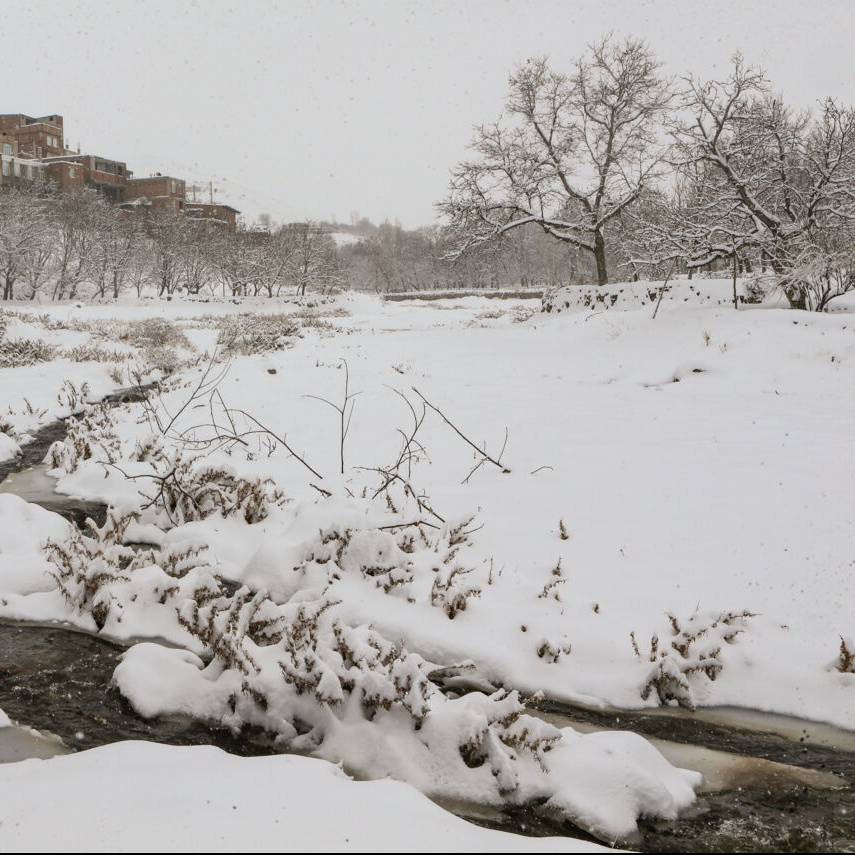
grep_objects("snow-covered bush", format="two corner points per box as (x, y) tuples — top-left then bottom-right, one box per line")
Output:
(118, 317), (191, 351)
(837, 637), (855, 673)
(538, 558), (566, 601)
(141, 450), (287, 525)
(111, 567), (698, 844)
(279, 502), (485, 619)
(44, 509), (140, 630)
(131, 434), (170, 465)
(45, 402), (120, 472)
(118, 582), (564, 804)
(632, 609), (755, 709)
(542, 279), (751, 314)
(0, 338), (57, 368)
(216, 313), (300, 356)
(56, 379), (91, 414)
(140, 344), (182, 376)
(64, 344), (130, 364)
(430, 565), (481, 618)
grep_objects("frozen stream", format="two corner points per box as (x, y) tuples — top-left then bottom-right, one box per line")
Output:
(2, 403), (855, 851)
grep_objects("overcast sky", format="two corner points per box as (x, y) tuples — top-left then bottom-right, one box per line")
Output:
(3, 0), (854, 226)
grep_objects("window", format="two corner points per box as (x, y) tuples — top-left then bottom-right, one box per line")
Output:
(2, 161), (9, 177)
(2, 144), (11, 156)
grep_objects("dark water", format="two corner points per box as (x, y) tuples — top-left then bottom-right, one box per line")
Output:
(3, 619), (855, 853)
(0, 385), (152, 527)
(0, 622), (271, 757)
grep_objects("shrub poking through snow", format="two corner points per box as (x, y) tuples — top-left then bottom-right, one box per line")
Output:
(56, 379), (91, 414)
(0, 338), (57, 369)
(45, 403), (120, 472)
(430, 565), (481, 618)
(131, 434), (170, 466)
(119, 579), (564, 805)
(282, 504), (485, 619)
(44, 509), (141, 630)
(141, 344), (182, 376)
(140, 450), (287, 525)
(538, 557), (566, 601)
(43, 509), (226, 634)
(216, 313), (300, 356)
(118, 317), (191, 351)
(64, 344), (130, 364)
(837, 637), (855, 673)
(536, 636), (572, 663)
(632, 609), (755, 709)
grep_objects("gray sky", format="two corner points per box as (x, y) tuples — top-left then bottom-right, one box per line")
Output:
(3, 0), (854, 226)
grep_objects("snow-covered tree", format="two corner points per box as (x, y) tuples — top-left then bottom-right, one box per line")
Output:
(0, 187), (52, 300)
(662, 55), (855, 308)
(442, 36), (672, 286)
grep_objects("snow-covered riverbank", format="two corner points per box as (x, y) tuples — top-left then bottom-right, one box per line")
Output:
(2, 285), (854, 847)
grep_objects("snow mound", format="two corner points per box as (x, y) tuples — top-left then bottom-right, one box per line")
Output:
(542, 278), (756, 314)
(0, 740), (612, 852)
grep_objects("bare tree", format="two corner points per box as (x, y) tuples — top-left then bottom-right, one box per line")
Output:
(0, 187), (51, 301)
(148, 210), (189, 298)
(442, 36), (672, 285)
(666, 54), (855, 308)
(281, 222), (345, 296)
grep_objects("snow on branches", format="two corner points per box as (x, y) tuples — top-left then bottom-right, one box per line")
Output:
(632, 609), (755, 709)
(45, 401), (120, 472)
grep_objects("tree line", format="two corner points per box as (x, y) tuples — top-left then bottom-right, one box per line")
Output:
(442, 36), (855, 309)
(0, 187), (346, 302)
(4, 35), (854, 309)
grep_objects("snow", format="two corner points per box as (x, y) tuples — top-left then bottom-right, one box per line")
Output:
(329, 231), (365, 247)
(1, 282), (854, 844)
(0, 741), (613, 852)
(0, 495), (70, 595)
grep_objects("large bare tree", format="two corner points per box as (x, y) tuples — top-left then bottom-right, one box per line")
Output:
(628, 55), (855, 309)
(442, 36), (672, 285)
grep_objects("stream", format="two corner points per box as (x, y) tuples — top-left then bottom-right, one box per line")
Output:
(2, 396), (855, 852)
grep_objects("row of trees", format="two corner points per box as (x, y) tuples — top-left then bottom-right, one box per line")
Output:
(442, 37), (855, 309)
(339, 219), (589, 293)
(0, 187), (346, 302)
(0, 180), (599, 302)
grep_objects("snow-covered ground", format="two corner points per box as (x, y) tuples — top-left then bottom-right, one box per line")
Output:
(0, 734), (611, 852)
(1, 281), (854, 846)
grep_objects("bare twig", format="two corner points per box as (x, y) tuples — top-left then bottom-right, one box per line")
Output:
(303, 358), (360, 475)
(411, 387), (511, 474)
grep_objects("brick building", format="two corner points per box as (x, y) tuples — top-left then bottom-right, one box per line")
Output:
(0, 114), (65, 159)
(0, 130), (46, 188)
(42, 153), (131, 201)
(186, 201), (240, 231)
(43, 160), (85, 192)
(0, 111), (240, 224)
(122, 174), (186, 213)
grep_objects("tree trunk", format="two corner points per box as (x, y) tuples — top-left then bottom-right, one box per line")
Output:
(732, 252), (739, 310)
(593, 232), (608, 286)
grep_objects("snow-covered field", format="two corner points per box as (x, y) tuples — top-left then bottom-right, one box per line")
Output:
(1, 281), (854, 848)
